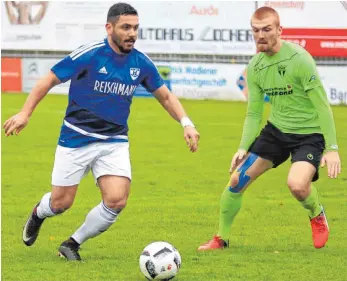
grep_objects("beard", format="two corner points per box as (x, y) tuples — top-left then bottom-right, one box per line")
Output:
(257, 38), (278, 53)
(111, 34), (134, 54)
(257, 43), (269, 52)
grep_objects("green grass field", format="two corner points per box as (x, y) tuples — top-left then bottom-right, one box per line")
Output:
(2, 93), (346, 281)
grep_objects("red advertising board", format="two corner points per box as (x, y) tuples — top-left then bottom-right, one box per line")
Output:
(1, 57), (22, 92)
(282, 28), (347, 57)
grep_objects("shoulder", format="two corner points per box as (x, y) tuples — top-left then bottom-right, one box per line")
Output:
(247, 52), (264, 73)
(283, 40), (306, 53)
(297, 49), (315, 64)
(282, 40), (314, 63)
(132, 48), (156, 66)
(69, 39), (107, 61)
(288, 44), (316, 68)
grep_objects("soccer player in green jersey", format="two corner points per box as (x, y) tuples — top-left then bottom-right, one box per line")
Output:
(198, 6), (341, 250)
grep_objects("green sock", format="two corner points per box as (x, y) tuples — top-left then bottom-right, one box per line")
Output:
(299, 185), (322, 219)
(217, 186), (243, 241)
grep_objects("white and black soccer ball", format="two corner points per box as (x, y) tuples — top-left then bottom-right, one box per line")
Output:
(139, 241), (182, 280)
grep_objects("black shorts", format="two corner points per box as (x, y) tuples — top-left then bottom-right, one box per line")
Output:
(249, 122), (325, 182)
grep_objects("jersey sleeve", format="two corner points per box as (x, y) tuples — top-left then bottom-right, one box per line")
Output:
(239, 63), (265, 151)
(307, 86), (338, 151)
(296, 52), (338, 150)
(297, 52), (323, 92)
(141, 56), (164, 93)
(51, 45), (94, 82)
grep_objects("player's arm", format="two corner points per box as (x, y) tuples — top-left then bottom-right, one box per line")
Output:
(298, 54), (338, 151)
(3, 71), (61, 136)
(142, 61), (200, 152)
(298, 53), (341, 178)
(239, 66), (265, 151)
(3, 50), (88, 136)
(152, 85), (189, 124)
(231, 65), (264, 171)
(307, 87), (338, 150)
(153, 85), (200, 152)
(22, 71), (61, 117)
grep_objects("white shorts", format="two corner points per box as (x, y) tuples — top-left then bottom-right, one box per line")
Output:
(51, 142), (131, 186)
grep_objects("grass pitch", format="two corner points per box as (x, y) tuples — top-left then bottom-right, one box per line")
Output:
(2, 93), (346, 281)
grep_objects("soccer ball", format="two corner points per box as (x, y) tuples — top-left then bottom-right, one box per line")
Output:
(139, 241), (182, 280)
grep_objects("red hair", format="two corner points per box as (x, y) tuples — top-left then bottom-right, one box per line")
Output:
(252, 6), (280, 26)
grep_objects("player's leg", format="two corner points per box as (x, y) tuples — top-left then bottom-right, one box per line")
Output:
(287, 162), (320, 213)
(69, 175), (130, 244)
(23, 185), (78, 247)
(218, 154), (274, 238)
(58, 142), (131, 261)
(288, 135), (327, 248)
(198, 153), (273, 250)
(198, 122), (290, 251)
(23, 145), (93, 247)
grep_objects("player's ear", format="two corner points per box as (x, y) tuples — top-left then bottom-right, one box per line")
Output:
(105, 22), (113, 35)
(278, 25), (283, 37)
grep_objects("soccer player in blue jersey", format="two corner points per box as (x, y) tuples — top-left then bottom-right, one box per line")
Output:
(3, 3), (200, 261)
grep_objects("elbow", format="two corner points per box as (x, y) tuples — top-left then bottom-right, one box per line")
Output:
(49, 79), (59, 89)
(160, 92), (175, 108)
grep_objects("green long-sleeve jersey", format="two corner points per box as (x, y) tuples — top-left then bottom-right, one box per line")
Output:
(240, 40), (338, 152)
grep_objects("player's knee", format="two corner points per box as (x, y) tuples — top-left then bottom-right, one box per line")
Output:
(50, 186), (77, 214)
(228, 153), (258, 193)
(50, 196), (74, 213)
(50, 201), (72, 214)
(287, 178), (309, 199)
(229, 173), (240, 188)
(103, 198), (127, 210)
(229, 173), (248, 194)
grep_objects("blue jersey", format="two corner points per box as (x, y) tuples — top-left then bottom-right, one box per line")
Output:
(51, 38), (164, 148)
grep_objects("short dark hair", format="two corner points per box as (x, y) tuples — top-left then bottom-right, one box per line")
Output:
(107, 3), (138, 23)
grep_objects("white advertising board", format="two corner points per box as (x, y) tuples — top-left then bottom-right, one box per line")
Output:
(21, 58), (346, 104)
(2, 1), (256, 55)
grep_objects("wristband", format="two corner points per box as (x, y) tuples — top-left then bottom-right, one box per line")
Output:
(180, 117), (195, 128)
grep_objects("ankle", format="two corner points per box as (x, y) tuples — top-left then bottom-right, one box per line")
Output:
(33, 206), (45, 221)
(65, 237), (80, 249)
(223, 239), (229, 247)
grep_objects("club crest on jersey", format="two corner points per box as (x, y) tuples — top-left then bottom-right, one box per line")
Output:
(278, 64), (286, 77)
(130, 68), (140, 80)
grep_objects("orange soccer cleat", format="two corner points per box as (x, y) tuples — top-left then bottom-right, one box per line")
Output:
(310, 206), (329, 249)
(198, 235), (229, 251)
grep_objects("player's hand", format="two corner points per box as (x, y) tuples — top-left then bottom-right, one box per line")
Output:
(3, 111), (30, 136)
(183, 126), (200, 152)
(230, 149), (247, 174)
(320, 151), (341, 178)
